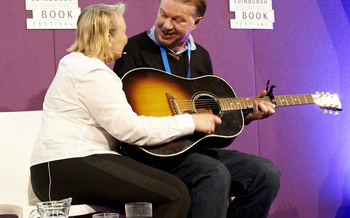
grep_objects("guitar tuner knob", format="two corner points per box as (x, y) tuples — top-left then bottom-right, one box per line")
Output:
(334, 111), (339, 115)
(323, 109), (328, 114)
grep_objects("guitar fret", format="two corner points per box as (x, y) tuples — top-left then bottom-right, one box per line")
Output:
(218, 99), (224, 110)
(238, 98), (253, 110)
(234, 99), (240, 110)
(227, 99), (232, 110)
(232, 99), (238, 110)
(289, 96), (296, 105)
(232, 98), (241, 110)
(248, 98), (255, 109)
(290, 95), (297, 105)
(290, 95), (301, 105)
(277, 97), (286, 106)
(302, 95), (308, 104)
(285, 96), (290, 105)
(233, 99), (239, 110)
(231, 99), (236, 110)
(219, 99), (224, 110)
(246, 98), (254, 109)
(224, 99), (230, 110)
(223, 98), (230, 110)
(236, 99), (243, 110)
(220, 99), (230, 111)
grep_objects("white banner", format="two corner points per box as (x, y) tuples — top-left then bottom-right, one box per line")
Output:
(229, 0), (275, 29)
(26, 19), (77, 29)
(31, 8), (81, 19)
(26, 0), (79, 9)
(229, 0), (272, 11)
(26, 0), (80, 29)
(230, 19), (274, 29)
(235, 10), (275, 22)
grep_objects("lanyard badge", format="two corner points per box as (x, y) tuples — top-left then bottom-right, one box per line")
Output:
(160, 41), (191, 78)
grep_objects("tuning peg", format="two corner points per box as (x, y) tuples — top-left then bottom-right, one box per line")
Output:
(323, 109), (328, 114)
(334, 111), (339, 115)
(329, 110), (333, 115)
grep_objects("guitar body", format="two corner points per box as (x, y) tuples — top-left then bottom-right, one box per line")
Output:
(121, 68), (244, 157)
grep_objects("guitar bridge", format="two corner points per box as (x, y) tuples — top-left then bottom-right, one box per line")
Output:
(166, 92), (180, 115)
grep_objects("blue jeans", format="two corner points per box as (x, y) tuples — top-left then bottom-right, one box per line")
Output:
(133, 148), (280, 218)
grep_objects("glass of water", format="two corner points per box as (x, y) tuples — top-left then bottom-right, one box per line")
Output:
(125, 202), (152, 218)
(92, 213), (119, 218)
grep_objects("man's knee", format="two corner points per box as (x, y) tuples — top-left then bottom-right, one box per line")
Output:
(207, 161), (231, 192)
(259, 159), (281, 193)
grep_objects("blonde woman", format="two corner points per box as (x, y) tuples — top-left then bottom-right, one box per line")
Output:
(30, 3), (221, 218)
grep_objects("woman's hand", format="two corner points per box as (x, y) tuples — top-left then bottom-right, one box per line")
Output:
(191, 113), (222, 135)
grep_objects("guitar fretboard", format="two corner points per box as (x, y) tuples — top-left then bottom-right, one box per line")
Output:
(219, 94), (315, 111)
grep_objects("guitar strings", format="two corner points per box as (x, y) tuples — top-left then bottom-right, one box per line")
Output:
(173, 98), (260, 112)
(174, 97), (266, 106)
(174, 95), (317, 112)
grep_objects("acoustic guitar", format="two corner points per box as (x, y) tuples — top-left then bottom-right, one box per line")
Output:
(121, 68), (342, 157)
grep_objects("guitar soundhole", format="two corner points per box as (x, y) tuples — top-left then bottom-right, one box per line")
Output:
(193, 93), (221, 116)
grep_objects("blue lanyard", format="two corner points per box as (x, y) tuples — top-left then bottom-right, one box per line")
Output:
(160, 41), (191, 78)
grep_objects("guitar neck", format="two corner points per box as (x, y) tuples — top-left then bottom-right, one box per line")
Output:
(219, 94), (314, 111)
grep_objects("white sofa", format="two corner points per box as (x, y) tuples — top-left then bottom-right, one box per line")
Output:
(0, 110), (115, 218)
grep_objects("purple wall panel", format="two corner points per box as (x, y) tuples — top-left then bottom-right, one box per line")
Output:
(253, 0), (350, 217)
(0, 0), (55, 112)
(53, 29), (75, 71)
(1, 0), (349, 217)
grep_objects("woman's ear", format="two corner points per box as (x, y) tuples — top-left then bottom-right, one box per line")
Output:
(108, 34), (112, 46)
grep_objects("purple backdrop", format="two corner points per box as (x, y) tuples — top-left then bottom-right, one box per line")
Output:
(1, 0), (349, 217)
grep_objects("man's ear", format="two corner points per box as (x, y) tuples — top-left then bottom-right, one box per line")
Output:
(193, 17), (202, 29)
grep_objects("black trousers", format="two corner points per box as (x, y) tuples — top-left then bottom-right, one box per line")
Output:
(30, 154), (190, 218)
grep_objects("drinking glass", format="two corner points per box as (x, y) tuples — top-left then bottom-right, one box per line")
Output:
(92, 213), (119, 218)
(125, 202), (152, 218)
(29, 197), (72, 218)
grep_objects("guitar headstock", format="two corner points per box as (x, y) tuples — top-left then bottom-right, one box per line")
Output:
(312, 92), (342, 115)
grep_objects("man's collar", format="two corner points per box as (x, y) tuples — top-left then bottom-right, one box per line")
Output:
(148, 26), (196, 55)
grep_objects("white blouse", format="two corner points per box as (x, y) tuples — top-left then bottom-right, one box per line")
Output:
(31, 52), (194, 166)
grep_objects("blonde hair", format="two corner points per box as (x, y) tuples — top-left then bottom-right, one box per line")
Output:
(67, 3), (125, 63)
